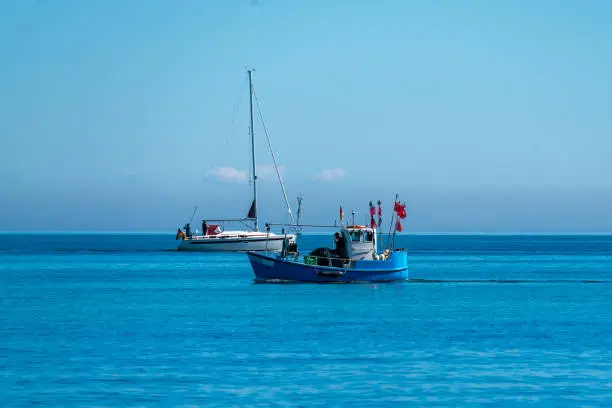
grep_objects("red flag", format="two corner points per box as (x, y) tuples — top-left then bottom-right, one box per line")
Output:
(370, 206), (375, 216)
(395, 220), (403, 232)
(394, 201), (401, 213)
(175, 228), (184, 240)
(340, 206), (344, 221)
(378, 205), (382, 217)
(398, 203), (407, 219)
(370, 216), (377, 229)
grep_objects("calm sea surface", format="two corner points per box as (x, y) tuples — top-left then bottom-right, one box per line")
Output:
(1, 233), (612, 406)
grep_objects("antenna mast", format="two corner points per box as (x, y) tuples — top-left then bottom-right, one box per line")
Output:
(296, 194), (303, 225)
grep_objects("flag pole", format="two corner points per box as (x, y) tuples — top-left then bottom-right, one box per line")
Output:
(385, 193), (398, 251)
(377, 200), (383, 254)
(391, 198), (405, 250)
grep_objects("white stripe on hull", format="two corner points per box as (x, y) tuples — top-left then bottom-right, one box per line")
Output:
(177, 237), (286, 252)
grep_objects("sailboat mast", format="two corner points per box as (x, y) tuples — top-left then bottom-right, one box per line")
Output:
(248, 69), (258, 231)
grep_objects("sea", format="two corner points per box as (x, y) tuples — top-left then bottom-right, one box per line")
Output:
(1, 233), (612, 407)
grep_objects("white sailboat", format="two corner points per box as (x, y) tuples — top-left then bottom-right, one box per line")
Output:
(176, 69), (296, 252)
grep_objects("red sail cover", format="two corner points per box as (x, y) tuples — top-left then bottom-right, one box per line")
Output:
(207, 225), (221, 235)
(247, 200), (256, 218)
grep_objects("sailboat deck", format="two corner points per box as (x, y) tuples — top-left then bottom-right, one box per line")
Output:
(189, 231), (280, 240)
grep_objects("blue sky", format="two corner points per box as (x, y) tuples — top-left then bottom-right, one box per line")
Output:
(1, 0), (611, 232)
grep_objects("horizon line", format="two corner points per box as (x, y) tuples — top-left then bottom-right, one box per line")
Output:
(1, 230), (611, 236)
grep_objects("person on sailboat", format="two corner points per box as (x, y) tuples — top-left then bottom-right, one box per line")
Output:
(184, 223), (192, 238)
(202, 220), (208, 236)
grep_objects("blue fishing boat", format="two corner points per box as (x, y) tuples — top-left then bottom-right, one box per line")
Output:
(247, 200), (409, 282)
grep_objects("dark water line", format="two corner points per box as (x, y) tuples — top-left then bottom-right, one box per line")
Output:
(0, 249), (180, 254)
(254, 278), (611, 285)
(408, 278), (610, 284)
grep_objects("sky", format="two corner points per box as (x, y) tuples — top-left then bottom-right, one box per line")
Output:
(1, 0), (611, 232)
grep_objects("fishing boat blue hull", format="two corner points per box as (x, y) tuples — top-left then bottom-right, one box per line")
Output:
(247, 250), (409, 283)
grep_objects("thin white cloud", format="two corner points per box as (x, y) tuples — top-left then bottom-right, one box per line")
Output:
(315, 168), (346, 181)
(257, 164), (286, 179)
(207, 167), (248, 182)
(206, 165), (286, 183)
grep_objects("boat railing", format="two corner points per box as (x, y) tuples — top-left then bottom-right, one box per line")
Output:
(301, 254), (352, 268)
(188, 231), (266, 240)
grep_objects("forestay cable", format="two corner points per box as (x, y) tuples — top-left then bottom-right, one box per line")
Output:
(252, 86), (295, 225)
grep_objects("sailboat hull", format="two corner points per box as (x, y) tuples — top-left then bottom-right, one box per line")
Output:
(177, 235), (292, 252)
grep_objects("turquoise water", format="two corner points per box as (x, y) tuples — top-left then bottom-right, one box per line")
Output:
(2, 233), (612, 406)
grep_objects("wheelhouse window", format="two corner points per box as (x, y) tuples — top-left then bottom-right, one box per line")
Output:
(350, 231), (362, 242)
(365, 231), (374, 242)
